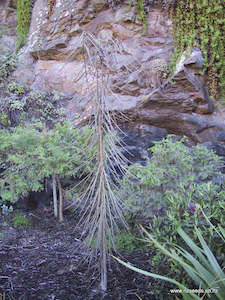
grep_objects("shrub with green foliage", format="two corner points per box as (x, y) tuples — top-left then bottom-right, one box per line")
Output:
(0, 51), (17, 81)
(42, 122), (91, 179)
(114, 230), (145, 253)
(0, 122), (92, 206)
(1, 88), (67, 129)
(24, 90), (66, 124)
(12, 213), (31, 226)
(89, 230), (145, 253)
(123, 135), (224, 216)
(0, 124), (46, 202)
(122, 135), (225, 287)
(7, 82), (24, 96)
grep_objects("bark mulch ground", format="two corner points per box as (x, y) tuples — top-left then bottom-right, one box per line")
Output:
(0, 207), (174, 300)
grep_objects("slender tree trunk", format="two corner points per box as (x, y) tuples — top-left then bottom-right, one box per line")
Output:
(56, 174), (63, 222)
(100, 214), (107, 291)
(52, 174), (58, 218)
(97, 105), (107, 291)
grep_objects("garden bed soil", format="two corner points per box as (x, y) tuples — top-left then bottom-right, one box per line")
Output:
(0, 207), (174, 300)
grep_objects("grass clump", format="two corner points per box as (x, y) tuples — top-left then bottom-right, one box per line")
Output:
(13, 213), (31, 226)
(114, 230), (145, 253)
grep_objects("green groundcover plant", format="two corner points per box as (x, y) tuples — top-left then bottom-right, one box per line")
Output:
(13, 212), (31, 226)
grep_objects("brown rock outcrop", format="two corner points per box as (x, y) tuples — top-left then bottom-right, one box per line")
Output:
(12, 0), (225, 144)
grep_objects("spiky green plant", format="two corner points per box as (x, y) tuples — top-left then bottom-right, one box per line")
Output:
(77, 31), (128, 291)
(114, 219), (225, 299)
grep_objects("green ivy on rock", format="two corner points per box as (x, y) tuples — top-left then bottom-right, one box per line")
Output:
(170, 0), (225, 99)
(16, 0), (31, 52)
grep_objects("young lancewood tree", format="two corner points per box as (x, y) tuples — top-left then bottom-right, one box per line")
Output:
(77, 31), (129, 291)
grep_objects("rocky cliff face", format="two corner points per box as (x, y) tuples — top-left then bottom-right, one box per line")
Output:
(1, 0), (225, 147)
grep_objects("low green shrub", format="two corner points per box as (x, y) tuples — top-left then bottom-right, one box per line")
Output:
(122, 135), (225, 288)
(24, 90), (66, 124)
(114, 230), (145, 253)
(1, 88), (67, 129)
(12, 213), (31, 226)
(7, 82), (24, 96)
(0, 112), (11, 126)
(123, 136), (223, 215)
(0, 51), (17, 81)
(0, 122), (92, 207)
(88, 230), (145, 253)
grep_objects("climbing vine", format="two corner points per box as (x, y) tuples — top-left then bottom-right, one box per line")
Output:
(16, 0), (31, 52)
(170, 0), (225, 99)
(135, 0), (148, 34)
